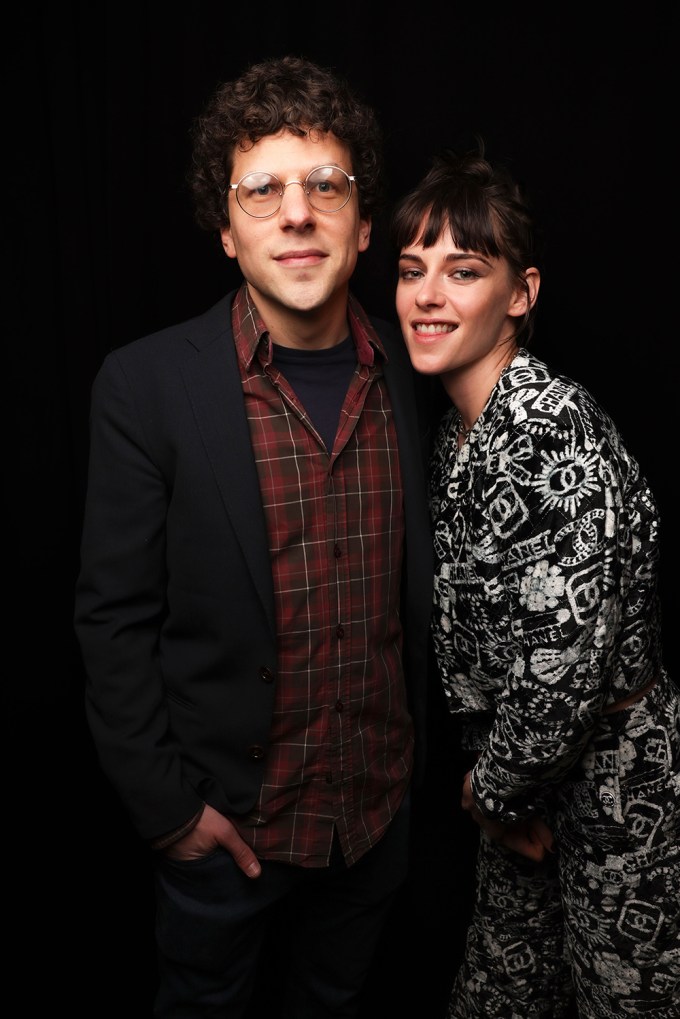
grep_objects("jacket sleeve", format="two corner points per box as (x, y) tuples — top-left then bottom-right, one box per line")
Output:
(470, 411), (658, 823)
(74, 351), (203, 840)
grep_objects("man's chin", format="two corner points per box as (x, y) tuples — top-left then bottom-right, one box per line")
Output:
(274, 283), (335, 315)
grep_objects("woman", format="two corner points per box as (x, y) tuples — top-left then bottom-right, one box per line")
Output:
(392, 146), (679, 1019)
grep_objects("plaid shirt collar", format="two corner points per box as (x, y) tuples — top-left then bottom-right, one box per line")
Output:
(231, 282), (388, 370)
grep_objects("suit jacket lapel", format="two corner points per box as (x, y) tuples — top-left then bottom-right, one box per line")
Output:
(180, 295), (276, 636)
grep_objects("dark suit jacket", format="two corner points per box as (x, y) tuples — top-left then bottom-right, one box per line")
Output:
(74, 291), (433, 841)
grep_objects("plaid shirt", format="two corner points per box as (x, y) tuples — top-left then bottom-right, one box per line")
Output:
(230, 284), (413, 867)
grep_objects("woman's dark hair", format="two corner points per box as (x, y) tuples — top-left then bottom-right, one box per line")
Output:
(189, 55), (385, 230)
(391, 142), (540, 345)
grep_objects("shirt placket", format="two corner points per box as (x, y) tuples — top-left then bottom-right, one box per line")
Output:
(324, 363), (378, 833)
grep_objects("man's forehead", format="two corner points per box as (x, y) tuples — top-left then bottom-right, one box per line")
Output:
(231, 129), (350, 175)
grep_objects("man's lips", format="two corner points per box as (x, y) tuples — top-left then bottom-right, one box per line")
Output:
(274, 250), (326, 265)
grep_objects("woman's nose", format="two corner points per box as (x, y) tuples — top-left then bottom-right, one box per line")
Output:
(415, 278), (445, 307)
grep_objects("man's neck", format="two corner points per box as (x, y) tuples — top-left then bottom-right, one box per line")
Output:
(246, 283), (350, 351)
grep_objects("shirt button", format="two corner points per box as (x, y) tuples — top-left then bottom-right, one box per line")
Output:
(259, 666), (274, 683)
(334, 544), (342, 558)
(336, 625), (344, 639)
(335, 700), (343, 712)
(248, 745), (266, 761)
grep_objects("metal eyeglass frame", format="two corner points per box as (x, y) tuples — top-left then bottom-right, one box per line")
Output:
(228, 165), (357, 218)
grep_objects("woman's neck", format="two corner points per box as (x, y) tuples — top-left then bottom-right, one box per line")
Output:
(442, 341), (519, 437)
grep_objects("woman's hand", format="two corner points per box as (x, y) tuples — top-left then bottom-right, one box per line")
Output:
(461, 770), (554, 862)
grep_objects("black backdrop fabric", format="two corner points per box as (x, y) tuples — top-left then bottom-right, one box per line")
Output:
(9, 6), (672, 1016)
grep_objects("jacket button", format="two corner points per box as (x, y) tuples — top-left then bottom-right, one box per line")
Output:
(248, 745), (265, 761)
(259, 666), (274, 683)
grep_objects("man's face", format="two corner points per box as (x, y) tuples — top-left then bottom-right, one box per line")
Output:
(221, 130), (371, 332)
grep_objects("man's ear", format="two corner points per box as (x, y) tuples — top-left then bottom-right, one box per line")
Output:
(220, 226), (237, 259)
(358, 217), (372, 253)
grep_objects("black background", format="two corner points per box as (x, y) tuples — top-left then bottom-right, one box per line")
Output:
(10, 6), (672, 1016)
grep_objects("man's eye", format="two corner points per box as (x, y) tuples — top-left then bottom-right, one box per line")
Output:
(311, 180), (336, 194)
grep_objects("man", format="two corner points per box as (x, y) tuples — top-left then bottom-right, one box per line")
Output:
(74, 55), (432, 1018)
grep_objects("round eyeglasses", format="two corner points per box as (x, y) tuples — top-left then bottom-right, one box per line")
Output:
(228, 165), (357, 218)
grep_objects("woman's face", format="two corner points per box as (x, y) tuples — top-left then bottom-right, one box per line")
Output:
(395, 219), (538, 390)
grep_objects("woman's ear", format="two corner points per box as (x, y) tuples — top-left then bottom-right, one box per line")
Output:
(509, 267), (540, 317)
(525, 267), (540, 309)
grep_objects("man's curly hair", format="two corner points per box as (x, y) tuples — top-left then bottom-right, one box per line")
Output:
(188, 55), (386, 231)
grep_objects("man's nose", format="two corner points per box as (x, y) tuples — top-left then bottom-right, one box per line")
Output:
(278, 180), (315, 222)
